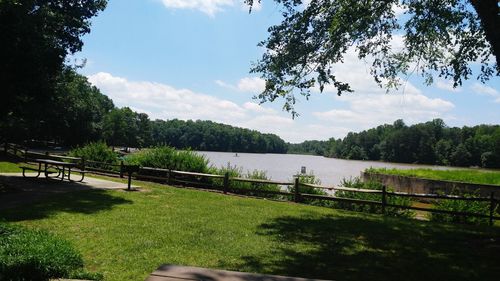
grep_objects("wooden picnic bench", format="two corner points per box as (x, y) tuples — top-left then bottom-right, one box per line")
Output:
(20, 158), (88, 182)
(146, 265), (332, 281)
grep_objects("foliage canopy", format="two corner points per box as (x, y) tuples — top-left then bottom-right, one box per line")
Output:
(0, 0), (107, 116)
(246, 0), (500, 116)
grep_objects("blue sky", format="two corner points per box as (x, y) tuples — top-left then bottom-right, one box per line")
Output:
(75, 0), (500, 143)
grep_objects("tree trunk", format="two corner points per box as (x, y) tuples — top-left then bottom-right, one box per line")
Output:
(470, 0), (500, 69)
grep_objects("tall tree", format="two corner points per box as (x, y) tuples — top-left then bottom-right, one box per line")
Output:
(44, 68), (114, 145)
(0, 68), (114, 144)
(246, 0), (499, 116)
(0, 0), (107, 121)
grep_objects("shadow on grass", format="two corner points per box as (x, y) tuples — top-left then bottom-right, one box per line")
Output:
(236, 213), (500, 281)
(0, 188), (132, 222)
(0, 154), (23, 162)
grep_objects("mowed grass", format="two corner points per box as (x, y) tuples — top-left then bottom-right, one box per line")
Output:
(0, 168), (499, 280)
(0, 160), (22, 173)
(369, 167), (500, 185)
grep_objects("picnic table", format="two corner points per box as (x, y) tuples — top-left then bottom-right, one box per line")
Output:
(20, 158), (86, 182)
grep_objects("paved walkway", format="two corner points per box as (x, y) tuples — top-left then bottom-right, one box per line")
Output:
(0, 173), (138, 210)
(146, 265), (332, 281)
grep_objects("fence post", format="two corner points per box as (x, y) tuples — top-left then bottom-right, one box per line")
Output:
(167, 169), (172, 185)
(24, 148), (28, 161)
(119, 160), (124, 178)
(127, 170), (132, 191)
(223, 172), (229, 194)
(490, 192), (495, 226)
(294, 177), (300, 203)
(382, 185), (387, 215)
(81, 157), (86, 170)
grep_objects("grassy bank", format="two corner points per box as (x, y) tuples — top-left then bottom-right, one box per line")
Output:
(367, 167), (500, 185)
(0, 170), (499, 281)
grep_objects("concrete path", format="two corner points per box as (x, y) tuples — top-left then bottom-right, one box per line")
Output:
(0, 173), (139, 210)
(146, 265), (332, 281)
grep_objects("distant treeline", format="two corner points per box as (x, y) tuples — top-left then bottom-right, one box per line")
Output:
(288, 119), (500, 168)
(0, 68), (286, 153)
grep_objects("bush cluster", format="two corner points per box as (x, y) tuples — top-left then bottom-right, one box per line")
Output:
(335, 177), (415, 218)
(69, 141), (119, 164)
(288, 172), (331, 206)
(124, 146), (209, 173)
(0, 223), (102, 281)
(429, 191), (493, 225)
(209, 165), (281, 198)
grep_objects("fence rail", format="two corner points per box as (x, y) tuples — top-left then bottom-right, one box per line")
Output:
(231, 177), (293, 186)
(386, 191), (492, 201)
(301, 182), (383, 193)
(2, 142), (499, 226)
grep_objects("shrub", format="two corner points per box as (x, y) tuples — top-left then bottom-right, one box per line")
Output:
(287, 172), (331, 206)
(207, 164), (244, 190)
(242, 169), (281, 198)
(334, 177), (415, 218)
(428, 191), (493, 225)
(209, 165), (281, 198)
(0, 223), (101, 281)
(69, 141), (119, 164)
(294, 172), (326, 195)
(125, 146), (209, 173)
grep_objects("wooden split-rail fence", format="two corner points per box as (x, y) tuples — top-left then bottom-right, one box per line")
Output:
(2, 143), (499, 225)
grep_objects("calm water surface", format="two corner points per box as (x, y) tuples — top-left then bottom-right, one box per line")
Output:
(197, 151), (451, 186)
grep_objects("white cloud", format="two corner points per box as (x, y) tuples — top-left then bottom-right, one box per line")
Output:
(160, 0), (259, 16)
(242, 102), (277, 114)
(88, 72), (248, 123)
(216, 77), (265, 93)
(314, 91), (454, 127)
(237, 77), (266, 92)
(215, 79), (234, 89)
(161, 0), (233, 16)
(471, 83), (499, 97)
(436, 80), (461, 92)
(470, 83), (500, 103)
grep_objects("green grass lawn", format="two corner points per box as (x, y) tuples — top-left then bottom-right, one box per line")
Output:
(0, 160), (22, 173)
(1, 162), (500, 280)
(368, 167), (500, 185)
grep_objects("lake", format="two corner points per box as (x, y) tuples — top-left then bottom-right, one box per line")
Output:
(196, 151), (451, 186)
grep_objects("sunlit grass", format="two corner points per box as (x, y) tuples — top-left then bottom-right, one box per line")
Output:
(1, 163), (500, 281)
(367, 168), (500, 185)
(0, 161), (22, 173)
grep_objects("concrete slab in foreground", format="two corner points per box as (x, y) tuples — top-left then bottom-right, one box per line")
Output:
(146, 265), (332, 281)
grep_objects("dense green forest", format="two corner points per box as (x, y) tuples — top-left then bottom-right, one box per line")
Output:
(289, 119), (500, 168)
(0, 68), (286, 153)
